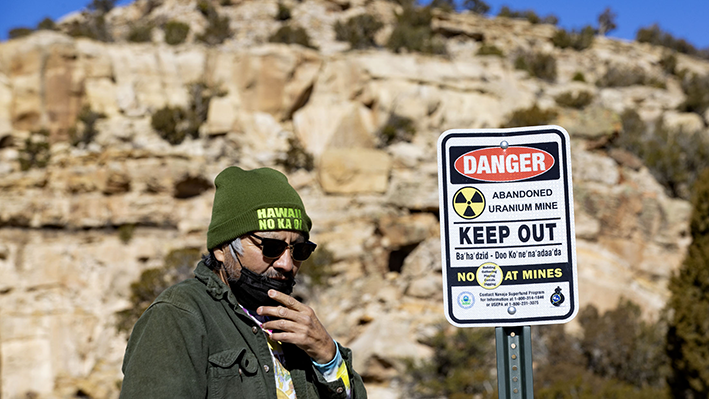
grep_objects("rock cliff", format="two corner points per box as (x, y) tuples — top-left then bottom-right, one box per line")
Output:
(0, 0), (707, 397)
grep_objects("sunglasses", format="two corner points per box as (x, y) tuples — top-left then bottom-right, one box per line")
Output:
(247, 233), (317, 262)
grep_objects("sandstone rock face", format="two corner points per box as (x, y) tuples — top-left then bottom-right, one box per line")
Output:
(1, 1), (707, 397)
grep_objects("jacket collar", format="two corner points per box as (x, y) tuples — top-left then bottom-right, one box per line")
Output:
(194, 261), (237, 304)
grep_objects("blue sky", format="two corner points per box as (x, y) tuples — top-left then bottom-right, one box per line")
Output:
(1, 0), (708, 49)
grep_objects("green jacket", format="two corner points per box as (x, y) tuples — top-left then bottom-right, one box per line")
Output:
(120, 262), (367, 399)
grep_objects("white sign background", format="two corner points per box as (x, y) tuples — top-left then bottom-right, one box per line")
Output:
(437, 126), (578, 327)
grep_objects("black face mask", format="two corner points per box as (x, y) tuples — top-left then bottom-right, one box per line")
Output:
(227, 265), (296, 310)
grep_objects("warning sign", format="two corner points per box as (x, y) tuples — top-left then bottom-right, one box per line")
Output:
(437, 126), (578, 327)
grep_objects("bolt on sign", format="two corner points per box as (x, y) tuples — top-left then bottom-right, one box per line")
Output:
(437, 126), (578, 327)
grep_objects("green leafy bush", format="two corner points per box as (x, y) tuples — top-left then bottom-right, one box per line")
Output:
(88, 0), (116, 14)
(596, 65), (647, 87)
(196, 1), (232, 45)
(572, 71), (586, 82)
(463, 0), (490, 15)
(163, 20), (190, 45)
(637, 24), (706, 60)
(386, 5), (446, 55)
(334, 14), (383, 50)
(151, 106), (188, 145)
(66, 14), (113, 42)
(612, 109), (709, 199)
(116, 248), (201, 333)
(378, 113), (416, 146)
(276, 137), (314, 173)
(535, 299), (669, 398)
(118, 224), (136, 244)
(555, 90), (594, 109)
(502, 104), (557, 128)
(666, 168), (709, 399)
(275, 2), (291, 21)
(659, 52), (678, 75)
(498, 6), (558, 25)
(429, 0), (455, 12)
(37, 18), (57, 31)
(8, 28), (33, 39)
(19, 129), (51, 171)
(476, 43), (503, 56)
(407, 326), (497, 399)
(514, 51), (557, 82)
(127, 23), (152, 42)
(552, 25), (595, 51)
(679, 73), (709, 115)
(269, 25), (316, 49)
(69, 105), (106, 147)
(151, 82), (223, 145)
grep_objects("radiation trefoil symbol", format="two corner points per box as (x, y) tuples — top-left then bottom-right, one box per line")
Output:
(453, 187), (485, 219)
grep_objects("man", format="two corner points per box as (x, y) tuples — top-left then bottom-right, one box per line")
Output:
(120, 166), (367, 398)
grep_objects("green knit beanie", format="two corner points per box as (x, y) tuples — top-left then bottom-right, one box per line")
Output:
(207, 166), (312, 250)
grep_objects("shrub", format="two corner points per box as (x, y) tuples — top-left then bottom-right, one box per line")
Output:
(612, 109), (709, 199)
(196, 1), (232, 45)
(88, 0), (116, 14)
(69, 105), (106, 147)
(554, 90), (594, 109)
(679, 73), (709, 116)
(276, 137), (314, 173)
(334, 14), (383, 50)
(118, 224), (136, 244)
(476, 43), (503, 56)
(498, 6), (558, 25)
(268, 25), (315, 49)
(152, 106), (188, 145)
(572, 71), (586, 82)
(163, 20), (190, 45)
(8, 27), (33, 39)
(115, 248), (201, 333)
(19, 129), (51, 171)
(407, 326), (497, 399)
(551, 25), (595, 51)
(535, 299), (669, 398)
(666, 168), (709, 399)
(386, 5), (446, 55)
(151, 82), (223, 145)
(463, 0), (490, 15)
(659, 52), (678, 75)
(275, 2), (291, 21)
(378, 113), (416, 146)
(637, 24), (705, 59)
(596, 65), (647, 87)
(66, 14), (113, 42)
(514, 51), (557, 82)
(502, 104), (557, 128)
(127, 23), (152, 42)
(429, 0), (455, 12)
(36, 18), (57, 31)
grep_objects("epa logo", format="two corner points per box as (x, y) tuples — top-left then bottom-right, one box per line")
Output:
(457, 291), (475, 309)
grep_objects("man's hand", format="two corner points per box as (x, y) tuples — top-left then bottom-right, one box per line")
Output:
(257, 289), (337, 364)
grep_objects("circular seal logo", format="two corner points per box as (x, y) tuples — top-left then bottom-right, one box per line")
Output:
(453, 187), (485, 220)
(550, 286), (565, 307)
(476, 262), (503, 290)
(457, 291), (475, 309)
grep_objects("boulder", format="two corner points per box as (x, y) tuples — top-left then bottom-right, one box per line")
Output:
(318, 148), (391, 194)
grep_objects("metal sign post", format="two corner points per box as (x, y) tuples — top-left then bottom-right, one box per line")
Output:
(437, 126), (578, 398)
(496, 326), (534, 398)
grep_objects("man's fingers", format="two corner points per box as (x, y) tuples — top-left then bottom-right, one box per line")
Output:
(267, 289), (303, 310)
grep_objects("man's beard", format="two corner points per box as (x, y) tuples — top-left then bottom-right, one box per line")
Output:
(223, 258), (296, 310)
